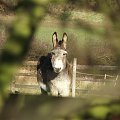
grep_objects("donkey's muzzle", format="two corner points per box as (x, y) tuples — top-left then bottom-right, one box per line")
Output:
(54, 68), (61, 73)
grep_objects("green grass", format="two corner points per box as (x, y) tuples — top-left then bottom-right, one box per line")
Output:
(0, 9), (114, 65)
(34, 9), (105, 45)
(35, 25), (104, 46)
(35, 26), (84, 41)
(71, 11), (104, 24)
(33, 14), (110, 65)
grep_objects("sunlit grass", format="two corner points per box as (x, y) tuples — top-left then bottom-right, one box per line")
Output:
(35, 25), (104, 44)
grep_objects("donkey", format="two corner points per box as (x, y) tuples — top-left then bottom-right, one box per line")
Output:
(37, 32), (71, 97)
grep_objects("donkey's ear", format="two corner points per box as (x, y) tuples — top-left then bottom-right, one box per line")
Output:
(52, 32), (58, 48)
(62, 32), (68, 49)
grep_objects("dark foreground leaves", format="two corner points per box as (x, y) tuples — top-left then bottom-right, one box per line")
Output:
(0, 94), (120, 120)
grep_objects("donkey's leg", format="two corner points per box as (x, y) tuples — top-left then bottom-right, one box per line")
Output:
(60, 88), (70, 97)
(50, 88), (58, 96)
(50, 84), (58, 96)
(40, 82), (48, 95)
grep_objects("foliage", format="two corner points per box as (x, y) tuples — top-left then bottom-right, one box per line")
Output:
(0, 94), (120, 120)
(0, 0), (120, 119)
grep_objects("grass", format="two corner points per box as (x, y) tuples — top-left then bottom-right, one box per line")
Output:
(35, 26), (85, 42)
(0, 9), (116, 65)
(34, 9), (105, 42)
(4, 9), (118, 95)
(33, 15), (110, 65)
(35, 23), (105, 47)
(71, 10), (105, 24)
(0, 9), (105, 46)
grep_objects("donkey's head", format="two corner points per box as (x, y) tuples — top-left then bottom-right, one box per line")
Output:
(50, 32), (68, 73)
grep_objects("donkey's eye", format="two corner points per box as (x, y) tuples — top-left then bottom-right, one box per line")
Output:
(51, 52), (55, 55)
(63, 53), (67, 55)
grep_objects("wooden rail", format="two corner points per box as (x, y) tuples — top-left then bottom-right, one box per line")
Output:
(77, 65), (119, 70)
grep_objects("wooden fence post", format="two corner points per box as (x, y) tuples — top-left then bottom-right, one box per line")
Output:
(103, 74), (107, 85)
(72, 58), (77, 97)
(114, 75), (119, 87)
(104, 74), (107, 79)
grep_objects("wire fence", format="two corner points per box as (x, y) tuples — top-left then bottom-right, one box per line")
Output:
(10, 60), (120, 97)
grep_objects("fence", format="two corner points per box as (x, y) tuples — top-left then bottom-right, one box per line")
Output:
(10, 59), (119, 97)
(75, 63), (119, 97)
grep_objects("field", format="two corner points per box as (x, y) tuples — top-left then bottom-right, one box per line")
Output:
(0, 5), (119, 97)
(32, 9), (117, 65)
(0, 8), (116, 65)
(0, 1), (120, 120)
